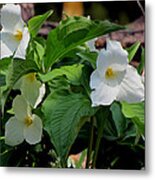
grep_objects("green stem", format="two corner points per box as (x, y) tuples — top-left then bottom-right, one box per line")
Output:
(92, 121), (105, 169)
(86, 117), (95, 169)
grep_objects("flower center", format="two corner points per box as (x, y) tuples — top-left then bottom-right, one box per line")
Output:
(24, 116), (33, 127)
(105, 67), (116, 79)
(14, 30), (23, 41)
(26, 73), (36, 82)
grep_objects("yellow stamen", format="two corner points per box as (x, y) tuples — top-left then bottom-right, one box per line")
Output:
(105, 67), (116, 79)
(14, 30), (23, 41)
(24, 116), (33, 127)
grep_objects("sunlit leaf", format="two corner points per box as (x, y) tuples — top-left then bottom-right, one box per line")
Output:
(39, 64), (83, 85)
(45, 16), (124, 70)
(28, 10), (53, 37)
(121, 102), (144, 136)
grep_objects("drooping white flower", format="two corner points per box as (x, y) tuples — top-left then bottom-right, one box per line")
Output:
(0, 4), (30, 59)
(90, 40), (144, 106)
(20, 73), (46, 108)
(5, 95), (43, 146)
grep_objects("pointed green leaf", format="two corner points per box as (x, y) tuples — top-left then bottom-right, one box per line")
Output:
(42, 91), (96, 163)
(138, 47), (145, 74)
(39, 64), (83, 85)
(121, 102), (144, 136)
(126, 42), (141, 62)
(28, 10), (53, 37)
(6, 59), (39, 89)
(45, 16), (125, 70)
(77, 51), (98, 69)
(110, 102), (127, 137)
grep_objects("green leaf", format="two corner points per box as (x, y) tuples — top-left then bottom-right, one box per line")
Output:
(121, 102), (144, 136)
(6, 59), (39, 89)
(1, 59), (39, 113)
(81, 65), (92, 96)
(39, 64), (83, 85)
(45, 16), (125, 70)
(28, 10), (53, 37)
(98, 108), (118, 141)
(26, 37), (46, 68)
(42, 91), (96, 164)
(0, 58), (12, 75)
(110, 102), (127, 137)
(0, 74), (6, 87)
(126, 42), (141, 62)
(138, 47), (145, 74)
(0, 139), (13, 166)
(77, 51), (98, 69)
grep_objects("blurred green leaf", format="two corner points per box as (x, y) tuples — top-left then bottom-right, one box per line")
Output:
(75, 149), (87, 168)
(28, 10), (53, 37)
(0, 58), (12, 75)
(138, 47), (145, 74)
(121, 102), (144, 136)
(0, 74), (6, 87)
(127, 42), (141, 62)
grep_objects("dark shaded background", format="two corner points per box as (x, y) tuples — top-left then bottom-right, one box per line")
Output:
(34, 1), (144, 24)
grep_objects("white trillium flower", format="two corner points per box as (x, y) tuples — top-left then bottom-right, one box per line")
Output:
(5, 95), (43, 146)
(90, 40), (144, 106)
(0, 4), (30, 59)
(20, 73), (46, 108)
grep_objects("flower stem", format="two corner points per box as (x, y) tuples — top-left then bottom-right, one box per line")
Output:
(86, 116), (95, 168)
(92, 121), (104, 169)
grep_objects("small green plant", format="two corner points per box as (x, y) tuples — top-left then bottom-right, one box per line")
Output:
(0, 4), (145, 169)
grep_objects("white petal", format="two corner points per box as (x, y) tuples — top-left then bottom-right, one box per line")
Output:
(106, 39), (123, 51)
(14, 27), (30, 59)
(13, 95), (31, 121)
(21, 73), (41, 107)
(90, 70), (102, 89)
(34, 84), (46, 108)
(116, 65), (144, 103)
(1, 4), (24, 32)
(5, 117), (24, 146)
(0, 40), (13, 59)
(86, 38), (98, 52)
(141, 75), (145, 85)
(90, 82), (119, 106)
(97, 40), (128, 77)
(24, 114), (42, 145)
(1, 31), (19, 56)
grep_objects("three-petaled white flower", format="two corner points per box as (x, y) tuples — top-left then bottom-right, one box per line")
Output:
(5, 73), (45, 146)
(90, 40), (144, 106)
(5, 95), (43, 146)
(0, 4), (30, 59)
